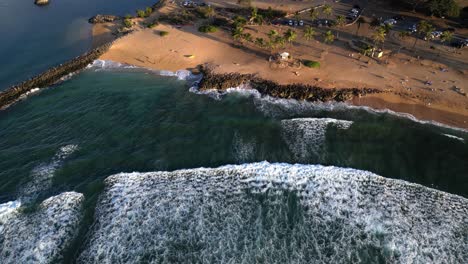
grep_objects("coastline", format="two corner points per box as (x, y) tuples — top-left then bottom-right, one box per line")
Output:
(1, 0), (467, 129)
(94, 0), (467, 128)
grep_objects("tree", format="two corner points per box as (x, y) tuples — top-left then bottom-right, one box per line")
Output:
(303, 26), (316, 41)
(249, 7), (264, 25)
(284, 29), (297, 45)
(413, 20), (434, 49)
(267, 29), (279, 40)
(145, 7), (153, 17)
(323, 30), (335, 44)
(310, 8), (319, 20)
(355, 17), (366, 37)
(438, 30), (453, 55)
(205, 5), (215, 20)
(322, 4), (333, 18)
(428, 0), (460, 17)
(232, 26), (244, 42)
(372, 26), (387, 49)
(255, 37), (265, 47)
(336, 15), (346, 27)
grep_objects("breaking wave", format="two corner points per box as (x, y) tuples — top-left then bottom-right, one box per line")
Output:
(87, 60), (200, 81)
(281, 118), (353, 162)
(443, 133), (465, 142)
(0, 192), (84, 263)
(78, 162), (467, 263)
(231, 131), (256, 162)
(20, 144), (78, 203)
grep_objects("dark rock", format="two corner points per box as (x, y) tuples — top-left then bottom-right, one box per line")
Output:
(0, 42), (115, 109)
(198, 66), (381, 102)
(89, 15), (121, 24)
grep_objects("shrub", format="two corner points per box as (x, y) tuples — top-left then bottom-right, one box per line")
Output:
(123, 18), (132, 28)
(145, 7), (153, 17)
(159, 31), (169, 36)
(303, 60), (320, 68)
(125, 14), (133, 19)
(198, 25), (218, 33)
(136, 10), (146, 18)
(147, 19), (159, 28)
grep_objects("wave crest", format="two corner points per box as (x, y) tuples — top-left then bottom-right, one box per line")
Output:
(78, 162), (467, 263)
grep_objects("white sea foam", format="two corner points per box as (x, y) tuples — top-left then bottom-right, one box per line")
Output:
(0, 192), (84, 264)
(20, 145), (78, 202)
(443, 133), (465, 142)
(78, 162), (467, 263)
(231, 131), (256, 162)
(281, 118), (353, 162)
(87, 60), (200, 82)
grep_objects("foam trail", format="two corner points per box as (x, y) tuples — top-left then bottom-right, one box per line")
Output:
(443, 133), (465, 142)
(231, 131), (256, 162)
(79, 162), (467, 263)
(0, 192), (84, 263)
(281, 118), (353, 162)
(20, 145), (78, 202)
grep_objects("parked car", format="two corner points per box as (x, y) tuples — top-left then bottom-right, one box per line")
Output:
(382, 19), (397, 26)
(392, 15), (404, 21)
(299, 20), (304, 26)
(294, 20), (298, 26)
(425, 31), (442, 40)
(451, 39), (468, 48)
(288, 20), (293, 26)
(408, 24), (417, 33)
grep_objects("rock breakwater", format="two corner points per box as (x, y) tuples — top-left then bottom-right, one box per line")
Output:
(198, 67), (380, 102)
(89, 15), (121, 24)
(0, 42), (113, 109)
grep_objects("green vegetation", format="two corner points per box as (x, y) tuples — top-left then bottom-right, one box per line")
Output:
(145, 7), (153, 17)
(123, 18), (132, 28)
(147, 20), (159, 28)
(372, 26), (387, 48)
(322, 4), (333, 18)
(136, 9), (146, 18)
(283, 29), (297, 44)
(249, 7), (264, 25)
(198, 25), (218, 33)
(392, 0), (460, 17)
(336, 15), (346, 27)
(303, 26), (316, 41)
(303, 60), (320, 68)
(159, 31), (169, 36)
(197, 6), (215, 19)
(309, 8), (319, 20)
(125, 14), (133, 20)
(323, 30), (335, 44)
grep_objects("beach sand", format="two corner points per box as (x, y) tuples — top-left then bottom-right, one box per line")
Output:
(97, 0), (468, 128)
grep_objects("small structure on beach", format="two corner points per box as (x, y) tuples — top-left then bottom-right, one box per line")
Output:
(279, 52), (290, 60)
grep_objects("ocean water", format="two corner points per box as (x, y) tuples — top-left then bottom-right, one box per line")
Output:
(0, 65), (467, 262)
(0, 0), (156, 89)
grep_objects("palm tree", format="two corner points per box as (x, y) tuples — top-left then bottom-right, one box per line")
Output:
(310, 8), (319, 20)
(372, 26), (387, 49)
(439, 30), (453, 55)
(205, 5), (215, 20)
(249, 7), (264, 25)
(323, 30), (335, 44)
(274, 36), (286, 48)
(267, 29), (279, 40)
(413, 20), (433, 49)
(336, 15), (346, 27)
(355, 17), (366, 37)
(232, 26), (244, 42)
(284, 29), (297, 45)
(322, 4), (333, 18)
(303, 26), (316, 41)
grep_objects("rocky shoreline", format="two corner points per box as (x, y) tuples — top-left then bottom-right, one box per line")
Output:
(0, 42), (113, 109)
(198, 66), (381, 102)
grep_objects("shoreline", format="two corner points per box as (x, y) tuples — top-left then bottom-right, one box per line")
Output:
(95, 0), (467, 129)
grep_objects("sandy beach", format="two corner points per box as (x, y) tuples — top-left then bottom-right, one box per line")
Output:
(95, 0), (468, 128)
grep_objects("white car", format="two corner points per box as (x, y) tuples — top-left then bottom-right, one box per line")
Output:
(382, 19), (397, 26)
